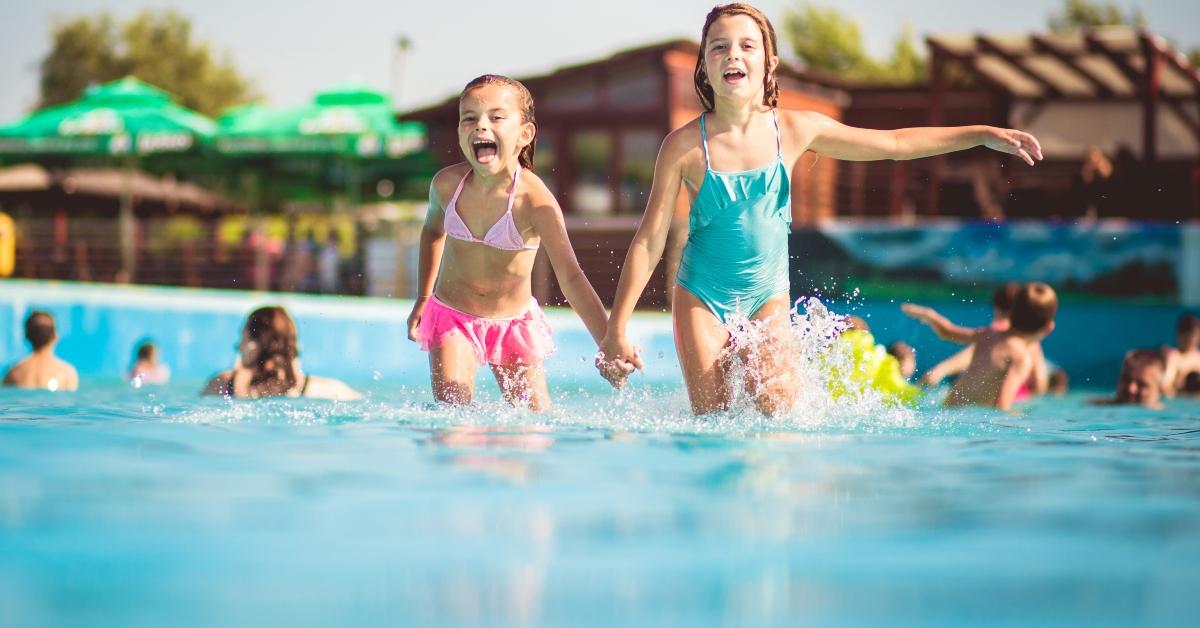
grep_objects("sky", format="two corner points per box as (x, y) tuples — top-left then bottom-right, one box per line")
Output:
(2, 0), (1198, 121)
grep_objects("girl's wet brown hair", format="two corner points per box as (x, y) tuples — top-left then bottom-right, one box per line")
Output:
(243, 306), (299, 397)
(693, 3), (781, 113)
(460, 74), (537, 169)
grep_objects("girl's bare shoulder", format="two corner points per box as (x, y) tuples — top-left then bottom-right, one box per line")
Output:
(430, 162), (472, 203)
(514, 168), (561, 213)
(661, 117), (704, 161)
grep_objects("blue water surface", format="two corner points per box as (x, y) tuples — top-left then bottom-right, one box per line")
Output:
(1, 282), (1199, 627)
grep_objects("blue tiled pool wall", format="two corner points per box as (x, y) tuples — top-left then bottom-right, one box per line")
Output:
(0, 279), (1187, 390)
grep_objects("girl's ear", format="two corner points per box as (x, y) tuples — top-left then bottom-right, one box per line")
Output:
(520, 121), (536, 149)
(768, 55), (779, 76)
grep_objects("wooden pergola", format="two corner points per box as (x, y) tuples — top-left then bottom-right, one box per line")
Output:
(925, 27), (1200, 213)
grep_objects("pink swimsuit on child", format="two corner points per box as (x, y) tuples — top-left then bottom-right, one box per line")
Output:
(418, 166), (555, 366)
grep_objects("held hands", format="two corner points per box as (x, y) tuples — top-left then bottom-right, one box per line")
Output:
(981, 127), (1043, 166)
(596, 332), (642, 389)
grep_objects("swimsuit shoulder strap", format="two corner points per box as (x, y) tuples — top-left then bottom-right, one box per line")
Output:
(300, 374), (310, 396)
(446, 168), (471, 215)
(700, 113), (711, 171)
(771, 109), (783, 160)
(505, 165), (521, 215)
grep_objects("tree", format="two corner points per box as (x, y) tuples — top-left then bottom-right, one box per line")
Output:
(38, 14), (122, 110)
(1047, 0), (1146, 32)
(782, 2), (925, 83)
(886, 22), (927, 83)
(38, 10), (255, 117)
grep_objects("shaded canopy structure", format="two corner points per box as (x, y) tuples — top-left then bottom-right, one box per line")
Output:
(0, 77), (218, 280)
(0, 163), (241, 213)
(924, 27), (1200, 213)
(216, 84), (431, 209)
(0, 77), (215, 157)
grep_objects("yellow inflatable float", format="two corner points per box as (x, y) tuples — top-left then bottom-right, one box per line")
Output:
(828, 328), (921, 406)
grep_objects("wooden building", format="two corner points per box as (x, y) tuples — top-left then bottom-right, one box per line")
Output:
(837, 27), (1200, 221)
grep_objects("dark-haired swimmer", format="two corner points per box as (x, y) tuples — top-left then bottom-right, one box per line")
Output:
(3, 310), (78, 392)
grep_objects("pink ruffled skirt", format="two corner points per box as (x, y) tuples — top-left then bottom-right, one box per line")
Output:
(418, 295), (555, 366)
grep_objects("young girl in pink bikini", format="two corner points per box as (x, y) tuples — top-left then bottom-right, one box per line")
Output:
(407, 75), (628, 410)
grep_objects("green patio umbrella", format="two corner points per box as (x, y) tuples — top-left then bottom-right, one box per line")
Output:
(0, 76), (216, 281)
(0, 76), (214, 157)
(214, 85), (427, 290)
(216, 84), (422, 160)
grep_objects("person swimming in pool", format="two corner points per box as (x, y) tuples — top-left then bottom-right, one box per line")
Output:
(1091, 348), (1168, 410)
(903, 283), (1057, 410)
(129, 341), (170, 385)
(596, 2), (1043, 415)
(3, 310), (78, 392)
(919, 282), (1050, 399)
(1163, 313), (1200, 397)
(406, 74), (630, 411)
(203, 306), (360, 401)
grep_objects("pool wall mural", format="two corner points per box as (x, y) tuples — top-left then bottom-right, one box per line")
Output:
(790, 221), (1200, 306)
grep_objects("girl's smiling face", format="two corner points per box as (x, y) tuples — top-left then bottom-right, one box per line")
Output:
(704, 14), (777, 104)
(458, 84), (534, 174)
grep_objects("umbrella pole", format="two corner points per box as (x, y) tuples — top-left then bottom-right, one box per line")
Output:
(117, 158), (136, 283)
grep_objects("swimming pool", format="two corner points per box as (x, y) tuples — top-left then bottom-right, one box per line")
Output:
(1, 281), (1198, 627)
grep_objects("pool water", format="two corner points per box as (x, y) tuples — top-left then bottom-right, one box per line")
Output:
(4, 378), (1200, 626)
(1, 284), (1199, 626)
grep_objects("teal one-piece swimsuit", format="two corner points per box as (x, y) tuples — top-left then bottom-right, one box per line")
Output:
(676, 109), (792, 324)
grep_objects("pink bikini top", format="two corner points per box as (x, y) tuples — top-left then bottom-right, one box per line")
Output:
(443, 166), (539, 251)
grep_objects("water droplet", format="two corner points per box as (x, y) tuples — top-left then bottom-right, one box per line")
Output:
(372, 371), (382, 381)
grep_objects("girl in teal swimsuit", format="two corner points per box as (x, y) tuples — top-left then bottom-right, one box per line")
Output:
(599, 3), (1043, 415)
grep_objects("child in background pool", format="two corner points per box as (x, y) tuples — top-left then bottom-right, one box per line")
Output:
(406, 75), (629, 410)
(1091, 349), (1167, 410)
(3, 311), (78, 392)
(919, 282), (1050, 399)
(1163, 313), (1200, 397)
(903, 282), (1057, 410)
(596, 3), (1042, 415)
(886, 341), (916, 379)
(129, 341), (170, 385)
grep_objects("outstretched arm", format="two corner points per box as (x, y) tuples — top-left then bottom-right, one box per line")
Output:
(902, 303), (978, 345)
(407, 181), (448, 341)
(599, 131), (689, 371)
(801, 111), (1043, 166)
(921, 345), (974, 386)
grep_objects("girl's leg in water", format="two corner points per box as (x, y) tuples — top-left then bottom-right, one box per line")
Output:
(742, 294), (799, 416)
(429, 335), (479, 405)
(673, 285), (734, 414)
(490, 362), (550, 411)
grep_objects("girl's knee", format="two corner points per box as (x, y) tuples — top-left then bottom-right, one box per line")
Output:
(434, 380), (473, 405)
(755, 383), (796, 416)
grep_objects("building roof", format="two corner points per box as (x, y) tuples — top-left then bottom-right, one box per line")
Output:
(926, 27), (1200, 100)
(401, 38), (847, 120)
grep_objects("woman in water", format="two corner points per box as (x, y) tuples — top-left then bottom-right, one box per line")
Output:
(204, 306), (361, 400)
(598, 3), (1042, 415)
